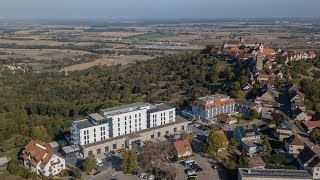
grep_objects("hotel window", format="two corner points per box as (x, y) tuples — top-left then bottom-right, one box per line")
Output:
(157, 132), (161, 137)
(151, 134), (154, 139)
(118, 118), (120, 122)
(135, 128), (137, 131)
(118, 123), (120, 127)
(125, 122), (127, 125)
(94, 129), (96, 132)
(129, 115), (131, 119)
(166, 131), (169, 135)
(125, 117), (127, 120)
(105, 146), (109, 152)
(169, 111), (173, 114)
(139, 127), (141, 131)
(84, 131), (86, 135)
(139, 113), (141, 117)
(113, 144), (117, 149)
(181, 126), (185, 130)
(174, 128), (177, 133)
(88, 151), (93, 155)
(135, 114), (137, 118)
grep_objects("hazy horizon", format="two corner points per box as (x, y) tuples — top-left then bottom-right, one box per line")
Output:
(1, 0), (320, 20)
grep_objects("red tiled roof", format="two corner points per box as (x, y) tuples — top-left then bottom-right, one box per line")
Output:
(174, 139), (192, 155)
(21, 140), (55, 169)
(215, 114), (236, 123)
(303, 121), (320, 128)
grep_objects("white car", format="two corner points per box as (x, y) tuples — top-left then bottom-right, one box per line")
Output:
(139, 173), (146, 178)
(147, 175), (154, 180)
(186, 169), (196, 176)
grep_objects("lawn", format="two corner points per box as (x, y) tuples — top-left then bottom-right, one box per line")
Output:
(38, 51), (78, 60)
(0, 147), (20, 161)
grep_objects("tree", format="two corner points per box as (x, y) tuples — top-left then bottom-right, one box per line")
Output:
(271, 112), (284, 124)
(180, 132), (194, 143)
(262, 135), (272, 155)
(206, 130), (228, 157)
(310, 128), (320, 143)
(72, 167), (82, 179)
(249, 109), (260, 120)
(82, 155), (97, 172)
(121, 150), (138, 174)
(235, 90), (246, 99)
(30, 126), (48, 142)
(269, 154), (286, 165)
(228, 138), (239, 150)
(201, 44), (215, 54)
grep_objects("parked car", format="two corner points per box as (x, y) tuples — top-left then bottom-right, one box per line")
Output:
(212, 163), (223, 169)
(188, 174), (198, 178)
(147, 174), (154, 180)
(139, 173), (147, 178)
(186, 169), (196, 176)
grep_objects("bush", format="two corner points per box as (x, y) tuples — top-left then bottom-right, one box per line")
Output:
(7, 160), (35, 179)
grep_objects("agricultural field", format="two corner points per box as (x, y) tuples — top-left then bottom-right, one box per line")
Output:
(0, 19), (319, 72)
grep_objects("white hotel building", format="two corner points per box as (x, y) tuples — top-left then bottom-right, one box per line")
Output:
(70, 102), (185, 157)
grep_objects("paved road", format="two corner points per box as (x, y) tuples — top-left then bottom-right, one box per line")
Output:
(278, 84), (291, 116)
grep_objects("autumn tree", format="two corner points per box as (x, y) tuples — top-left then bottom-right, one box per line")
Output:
(82, 155), (97, 172)
(121, 150), (138, 174)
(30, 126), (48, 142)
(310, 128), (320, 143)
(206, 130), (228, 157)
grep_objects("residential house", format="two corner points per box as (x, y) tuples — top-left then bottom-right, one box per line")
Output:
(297, 147), (320, 180)
(292, 109), (311, 121)
(248, 156), (266, 169)
(289, 90), (306, 111)
(259, 83), (279, 107)
(173, 139), (192, 158)
(302, 121), (320, 132)
(242, 83), (254, 94)
(284, 135), (305, 155)
(21, 140), (66, 177)
(235, 99), (262, 119)
(233, 124), (264, 154)
(214, 114), (237, 125)
(275, 121), (293, 141)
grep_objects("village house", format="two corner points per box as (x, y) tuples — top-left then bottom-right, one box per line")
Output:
(289, 89), (306, 111)
(234, 99), (262, 119)
(173, 139), (192, 158)
(21, 140), (66, 177)
(259, 83), (279, 107)
(248, 156), (266, 169)
(302, 121), (320, 132)
(214, 114), (237, 125)
(233, 124), (264, 154)
(284, 135), (305, 155)
(275, 121), (293, 141)
(297, 146), (320, 180)
(292, 108), (311, 121)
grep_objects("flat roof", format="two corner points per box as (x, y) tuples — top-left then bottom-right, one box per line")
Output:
(148, 103), (174, 113)
(238, 168), (312, 179)
(62, 146), (80, 154)
(73, 119), (93, 129)
(100, 102), (151, 116)
(197, 94), (231, 102)
(89, 113), (105, 121)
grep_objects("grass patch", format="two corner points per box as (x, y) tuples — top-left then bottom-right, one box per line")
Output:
(0, 147), (20, 161)
(38, 51), (77, 60)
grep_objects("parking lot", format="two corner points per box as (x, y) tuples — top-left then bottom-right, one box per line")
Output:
(175, 154), (228, 180)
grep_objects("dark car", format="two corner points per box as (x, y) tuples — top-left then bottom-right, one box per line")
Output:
(190, 164), (202, 172)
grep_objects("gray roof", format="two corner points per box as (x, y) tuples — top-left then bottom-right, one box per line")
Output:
(238, 168), (312, 179)
(89, 113), (105, 121)
(235, 99), (258, 107)
(236, 124), (260, 138)
(100, 102), (151, 117)
(276, 121), (292, 131)
(148, 103), (174, 113)
(73, 119), (94, 129)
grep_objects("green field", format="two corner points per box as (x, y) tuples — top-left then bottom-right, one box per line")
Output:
(37, 51), (78, 60)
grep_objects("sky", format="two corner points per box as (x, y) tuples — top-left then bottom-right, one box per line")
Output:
(1, 0), (319, 19)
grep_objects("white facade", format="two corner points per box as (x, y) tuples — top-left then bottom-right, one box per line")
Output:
(148, 107), (175, 127)
(71, 103), (176, 147)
